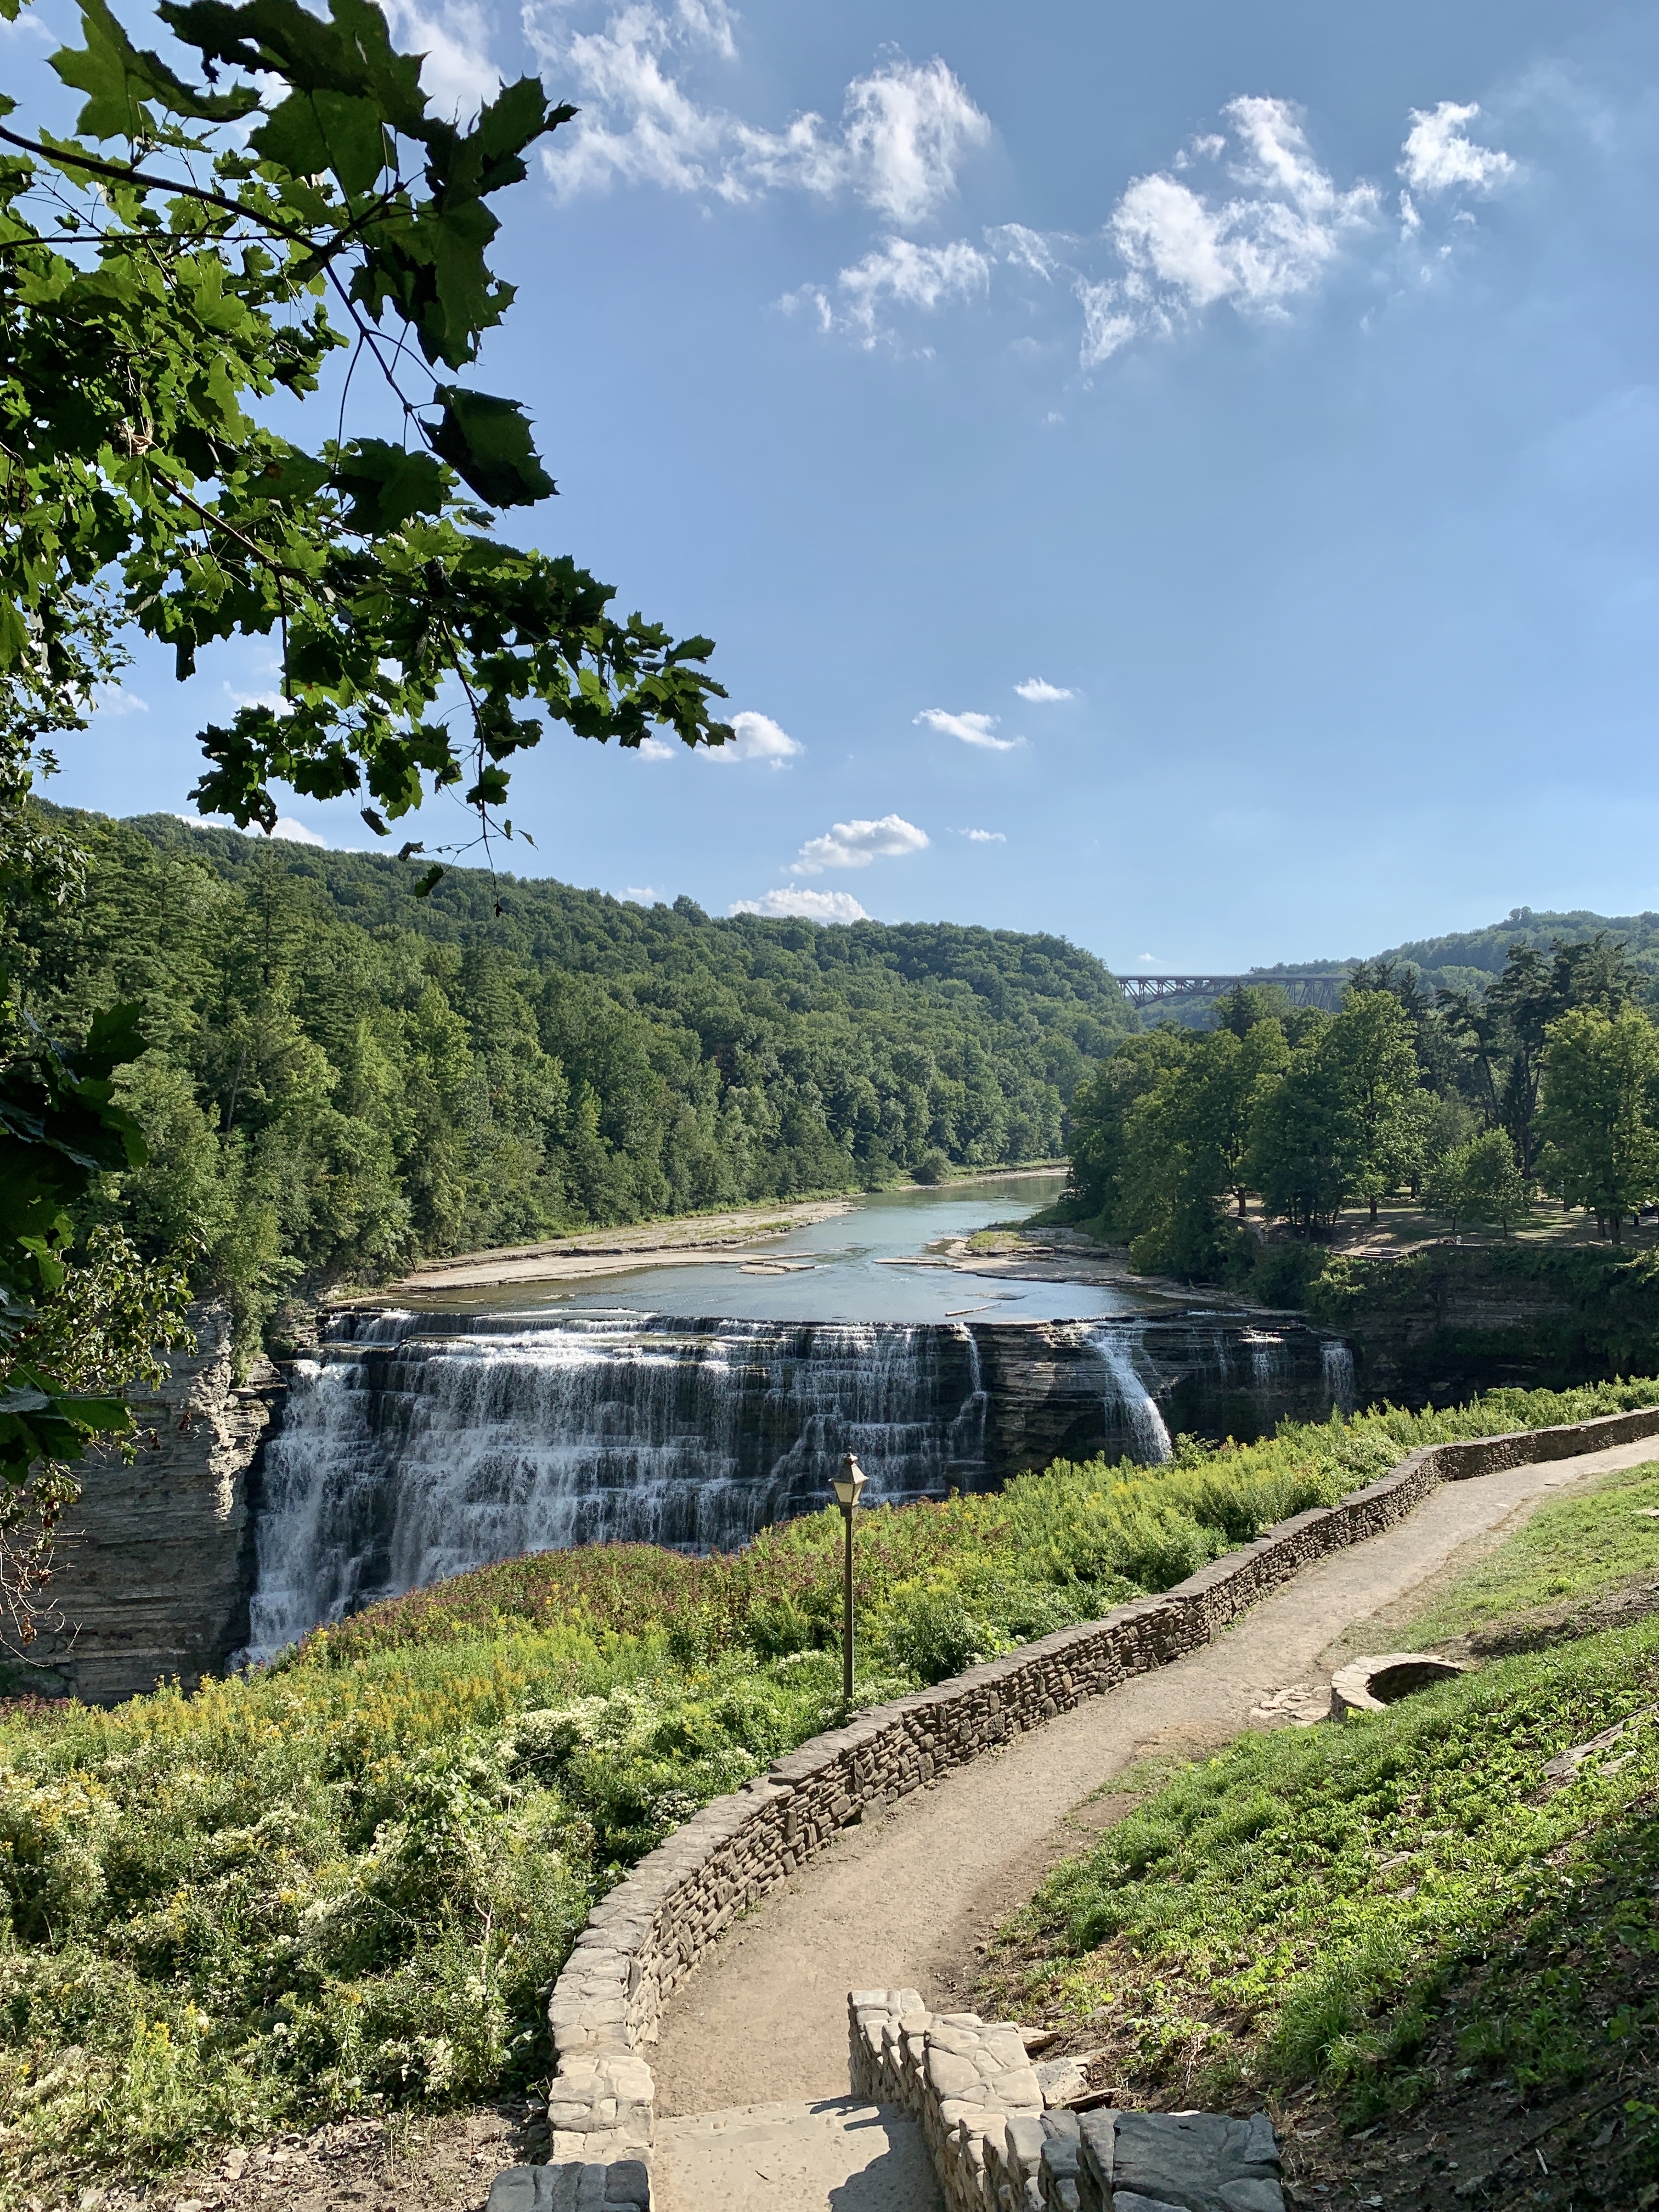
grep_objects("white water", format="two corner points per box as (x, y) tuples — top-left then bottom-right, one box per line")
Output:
(246, 1302), (1356, 1658)
(247, 1313), (996, 1657)
(1321, 1338), (1358, 1418)
(1087, 1328), (1174, 1464)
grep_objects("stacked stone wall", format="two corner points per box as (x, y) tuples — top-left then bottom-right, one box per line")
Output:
(541, 1403), (1659, 2180)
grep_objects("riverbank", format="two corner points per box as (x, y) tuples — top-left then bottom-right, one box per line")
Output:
(349, 1170), (1073, 1302)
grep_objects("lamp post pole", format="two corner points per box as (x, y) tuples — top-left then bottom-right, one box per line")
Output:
(831, 1452), (867, 1709)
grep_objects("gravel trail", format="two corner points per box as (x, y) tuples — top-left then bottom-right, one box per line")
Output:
(652, 1436), (1658, 2118)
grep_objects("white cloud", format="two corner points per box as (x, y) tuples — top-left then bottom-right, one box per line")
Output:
(529, 10), (989, 223)
(176, 812), (328, 846)
(990, 222), (1066, 281)
(791, 814), (929, 874)
(962, 828), (1006, 843)
(1400, 102), (1515, 195)
(730, 887), (870, 923)
(383, 0), (500, 119)
(915, 707), (1022, 752)
(708, 710), (804, 766)
(785, 237), (989, 345)
(91, 684), (149, 717)
(623, 885), (666, 903)
(637, 736), (676, 760)
(1076, 96), (1381, 365)
(1014, 678), (1072, 702)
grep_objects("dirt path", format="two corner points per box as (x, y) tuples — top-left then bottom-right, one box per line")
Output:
(652, 1435), (1659, 2118)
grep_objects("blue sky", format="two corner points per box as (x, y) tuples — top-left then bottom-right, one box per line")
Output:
(16, 0), (1659, 968)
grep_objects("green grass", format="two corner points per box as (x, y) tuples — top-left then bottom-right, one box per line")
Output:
(1001, 1437), (1659, 2191)
(1, 1376), (1656, 2198)
(1400, 1457), (1659, 1647)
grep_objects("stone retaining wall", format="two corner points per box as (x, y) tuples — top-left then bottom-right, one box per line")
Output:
(543, 1402), (1659, 2172)
(848, 1987), (1056, 2212)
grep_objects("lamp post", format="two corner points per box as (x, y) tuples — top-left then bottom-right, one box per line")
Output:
(831, 1452), (867, 1709)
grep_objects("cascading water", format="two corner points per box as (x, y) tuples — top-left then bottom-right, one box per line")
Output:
(245, 1305), (1358, 1659)
(246, 1311), (992, 1656)
(1086, 1327), (1174, 1464)
(1321, 1338), (1357, 1418)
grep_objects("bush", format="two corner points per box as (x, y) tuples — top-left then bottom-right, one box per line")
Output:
(911, 1148), (952, 1186)
(4, 1374), (1658, 2189)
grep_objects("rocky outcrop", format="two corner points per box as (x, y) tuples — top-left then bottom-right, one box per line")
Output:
(23, 1302), (281, 1704)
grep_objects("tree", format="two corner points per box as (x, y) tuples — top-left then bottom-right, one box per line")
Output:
(0, 0), (733, 1610)
(1440, 934), (1644, 1175)
(1063, 1027), (1194, 1231)
(1425, 1128), (1528, 1236)
(1536, 1006), (1659, 1242)
(1246, 1024), (1351, 1236)
(1321, 990), (1423, 1222)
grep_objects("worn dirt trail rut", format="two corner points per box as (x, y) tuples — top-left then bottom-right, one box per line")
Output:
(652, 1435), (1657, 2135)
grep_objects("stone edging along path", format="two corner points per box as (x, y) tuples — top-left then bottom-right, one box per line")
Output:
(541, 1403), (1659, 2170)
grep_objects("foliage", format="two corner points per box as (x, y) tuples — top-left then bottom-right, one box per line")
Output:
(1, 0), (732, 840)
(1536, 1006), (1659, 1241)
(1, 1376), (1654, 2187)
(0, 729), (192, 1632)
(1066, 934), (1659, 1283)
(1013, 1459), (1659, 2180)
(1024, 1621), (1659, 2127)
(1424, 1128), (1527, 1235)
(14, 807), (1120, 1347)
(0, 0), (731, 1629)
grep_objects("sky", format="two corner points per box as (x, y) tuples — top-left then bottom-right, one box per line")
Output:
(14, 0), (1659, 969)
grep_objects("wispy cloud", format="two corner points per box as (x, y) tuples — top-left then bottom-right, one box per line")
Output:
(785, 238), (989, 346)
(798, 91), (1515, 367)
(1014, 678), (1072, 702)
(527, 7), (989, 223)
(707, 709), (804, 765)
(92, 684), (149, 718)
(731, 887), (870, 922)
(791, 814), (929, 874)
(1073, 97), (1383, 367)
(960, 828), (1006, 843)
(1400, 101), (1516, 195)
(915, 707), (1022, 752)
(623, 885), (667, 902)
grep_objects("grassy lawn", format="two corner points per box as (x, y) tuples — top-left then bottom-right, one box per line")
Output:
(1, 1380), (1655, 2199)
(987, 1452), (1659, 2208)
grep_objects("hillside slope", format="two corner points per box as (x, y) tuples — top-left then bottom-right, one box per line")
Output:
(18, 807), (1130, 1330)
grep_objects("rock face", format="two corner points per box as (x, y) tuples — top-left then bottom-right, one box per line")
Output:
(24, 1303), (281, 1705)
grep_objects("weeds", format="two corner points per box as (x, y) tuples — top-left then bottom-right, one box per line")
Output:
(0, 1375), (1655, 2193)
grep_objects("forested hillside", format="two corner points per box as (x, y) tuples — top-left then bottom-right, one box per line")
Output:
(18, 808), (1130, 1346)
(1248, 907), (1659, 1002)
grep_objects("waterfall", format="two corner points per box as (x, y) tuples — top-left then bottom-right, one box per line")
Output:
(246, 1312), (991, 1657)
(946, 1323), (988, 1486)
(1086, 1327), (1173, 1464)
(1321, 1338), (1357, 1418)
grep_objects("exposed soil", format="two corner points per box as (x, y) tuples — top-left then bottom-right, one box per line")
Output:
(86, 2101), (551, 2212)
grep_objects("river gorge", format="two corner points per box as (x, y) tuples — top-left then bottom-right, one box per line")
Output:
(29, 1178), (1358, 1697)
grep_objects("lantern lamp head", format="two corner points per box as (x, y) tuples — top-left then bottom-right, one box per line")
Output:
(831, 1453), (868, 1511)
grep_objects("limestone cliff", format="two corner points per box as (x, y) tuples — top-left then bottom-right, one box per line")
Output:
(24, 1303), (281, 1705)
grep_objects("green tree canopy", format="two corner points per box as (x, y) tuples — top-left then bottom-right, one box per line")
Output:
(1536, 1006), (1659, 1243)
(1, 0), (732, 845)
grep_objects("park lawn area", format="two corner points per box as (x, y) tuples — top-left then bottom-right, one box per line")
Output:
(1400, 1454), (1659, 1651)
(988, 1447), (1659, 2208)
(1, 1379), (1656, 2200)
